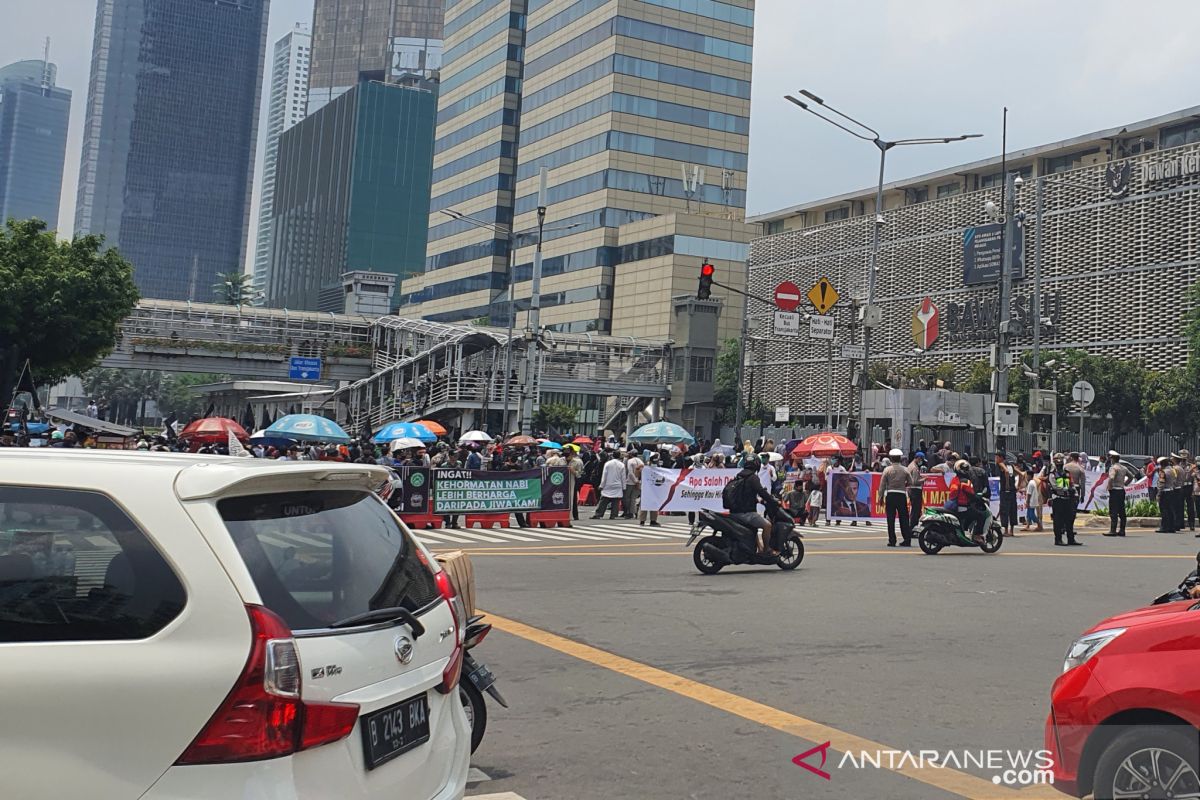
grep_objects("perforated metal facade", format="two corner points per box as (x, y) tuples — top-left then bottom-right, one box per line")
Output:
(748, 137), (1200, 417)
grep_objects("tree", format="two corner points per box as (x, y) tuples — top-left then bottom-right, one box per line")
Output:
(0, 219), (139, 404)
(213, 271), (250, 306)
(1058, 349), (1147, 448)
(959, 360), (993, 395)
(159, 372), (225, 420)
(712, 338), (740, 426)
(535, 402), (578, 434)
(1144, 368), (1200, 447)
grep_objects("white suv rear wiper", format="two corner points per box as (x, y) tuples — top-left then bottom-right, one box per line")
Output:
(328, 607), (426, 638)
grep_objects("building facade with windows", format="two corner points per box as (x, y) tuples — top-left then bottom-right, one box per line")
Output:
(267, 80), (437, 312)
(403, 0), (756, 433)
(307, 0), (443, 114)
(75, 0), (267, 301)
(748, 107), (1200, 421)
(251, 23), (311, 303)
(0, 60), (71, 230)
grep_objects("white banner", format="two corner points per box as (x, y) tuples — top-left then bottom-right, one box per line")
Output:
(641, 466), (775, 513)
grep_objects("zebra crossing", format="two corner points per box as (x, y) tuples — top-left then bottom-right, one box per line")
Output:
(410, 516), (696, 548)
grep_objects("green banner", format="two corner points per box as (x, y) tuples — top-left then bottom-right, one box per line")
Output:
(432, 468), (544, 514)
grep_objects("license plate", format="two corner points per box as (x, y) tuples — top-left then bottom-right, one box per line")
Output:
(360, 693), (431, 770)
(467, 662), (496, 692)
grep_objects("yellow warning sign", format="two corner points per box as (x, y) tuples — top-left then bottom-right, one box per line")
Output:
(807, 278), (840, 315)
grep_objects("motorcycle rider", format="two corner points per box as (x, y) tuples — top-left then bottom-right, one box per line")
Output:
(725, 456), (776, 555)
(947, 459), (984, 544)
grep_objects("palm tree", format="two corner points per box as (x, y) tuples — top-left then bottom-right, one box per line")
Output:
(213, 271), (250, 306)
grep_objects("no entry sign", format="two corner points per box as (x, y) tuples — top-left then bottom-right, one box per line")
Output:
(774, 281), (802, 312)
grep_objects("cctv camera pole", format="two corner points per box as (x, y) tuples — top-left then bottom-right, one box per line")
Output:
(1031, 175), (1045, 384)
(519, 166), (548, 434)
(995, 170), (1019, 404)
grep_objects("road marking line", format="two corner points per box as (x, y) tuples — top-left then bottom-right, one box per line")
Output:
(445, 529), (513, 543)
(465, 793), (526, 800)
(483, 611), (1026, 800)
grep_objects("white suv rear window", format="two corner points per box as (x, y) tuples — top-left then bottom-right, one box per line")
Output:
(217, 490), (440, 631)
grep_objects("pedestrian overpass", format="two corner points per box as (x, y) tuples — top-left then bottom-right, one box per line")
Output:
(102, 300), (672, 432)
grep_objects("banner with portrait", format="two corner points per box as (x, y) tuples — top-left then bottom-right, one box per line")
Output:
(641, 466), (776, 513)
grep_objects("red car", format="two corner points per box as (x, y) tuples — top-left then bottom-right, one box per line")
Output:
(1046, 601), (1200, 799)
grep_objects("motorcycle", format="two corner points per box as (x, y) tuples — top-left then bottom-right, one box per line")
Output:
(687, 500), (805, 574)
(1152, 555), (1200, 605)
(459, 614), (508, 754)
(914, 500), (1003, 555)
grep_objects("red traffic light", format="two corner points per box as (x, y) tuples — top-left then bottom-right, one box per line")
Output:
(697, 263), (715, 299)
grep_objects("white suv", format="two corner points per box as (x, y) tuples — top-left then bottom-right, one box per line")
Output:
(0, 450), (470, 800)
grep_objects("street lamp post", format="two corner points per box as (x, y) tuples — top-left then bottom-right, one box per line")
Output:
(785, 90), (980, 452)
(520, 167), (549, 434)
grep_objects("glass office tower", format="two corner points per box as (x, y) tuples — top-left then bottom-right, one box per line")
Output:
(308, 0), (444, 113)
(0, 60), (71, 230)
(267, 80), (437, 311)
(75, 0), (268, 301)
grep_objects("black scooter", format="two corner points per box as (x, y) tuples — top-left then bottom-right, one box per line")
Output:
(687, 501), (805, 574)
(459, 614), (508, 753)
(1152, 553), (1200, 605)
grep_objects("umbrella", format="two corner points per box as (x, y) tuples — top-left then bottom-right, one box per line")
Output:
(9, 422), (50, 435)
(766, 451), (784, 463)
(571, 435), (594, 444)
(249, 429), (297, 450)
(415, 419), (447, 437)
(459, 430), (493, 444)
(504, 434), (538, 446)
(265, 414), (351, 444)
(628, 421), (695, 446)
(793, 432), (857, 459)
(179, 417), (249, 444)
(372, 421), (437, 444)
(538, 441), (563, 449)
(389, 437), (425, 452)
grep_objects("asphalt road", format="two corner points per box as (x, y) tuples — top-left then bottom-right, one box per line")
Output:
(451, 515), (1198, 800)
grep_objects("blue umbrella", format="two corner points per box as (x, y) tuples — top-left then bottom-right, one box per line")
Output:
(538, 441), (563, 449)
(9, 422), (50, 435)
(372, 421), (437, 444)
(265, 414), (351, 444)
(249, 429), (299, 450)
(629, 421), (695, 446)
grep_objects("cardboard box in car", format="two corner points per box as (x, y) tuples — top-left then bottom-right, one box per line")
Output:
(434, 549), (475, 617)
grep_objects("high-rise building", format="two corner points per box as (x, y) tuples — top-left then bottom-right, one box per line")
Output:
(75, 0), (268, 301)
(252, 23), (311, 303)
(266, 79), (437, 311)
(307, 0), (443, 114)
(403, 0), (755, 432)
(0, 59), (71, 229)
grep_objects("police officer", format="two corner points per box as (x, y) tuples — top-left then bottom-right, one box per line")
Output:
(1181, 449), (1197, 533)
(907, 451), (926, 532)
(1156, 456), (1178, 533)
(1064, 453), (1087, 542)
(1103, 450), (1133, 537)
(1049, 453), (1082, 546)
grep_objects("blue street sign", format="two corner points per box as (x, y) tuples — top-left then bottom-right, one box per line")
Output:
(289, 356), (322, 381)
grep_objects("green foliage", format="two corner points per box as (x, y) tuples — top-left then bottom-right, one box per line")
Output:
(1143, 367), (1200, 444)
(159, 372), (225, 419)
(0, 218), (139, 393)
(82, 369), (223, 424)
(131, 336), (290, 357)
(960, 360), (993, 395)
(212, 271), (250, 306)
(713, 338), (740, 426)
(1095, 499), (1161, 518)
(535, 401), (578, 433)
(1056, 349), (1147, 445)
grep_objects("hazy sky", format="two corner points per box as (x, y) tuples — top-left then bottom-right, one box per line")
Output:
(4, 0), (1200, 261)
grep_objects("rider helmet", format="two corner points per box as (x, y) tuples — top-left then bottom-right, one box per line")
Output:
(953, 459), (970, 475)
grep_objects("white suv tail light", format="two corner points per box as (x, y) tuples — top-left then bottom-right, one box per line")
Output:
(175, 605), (360, 764)
(434, 570), (465, 694)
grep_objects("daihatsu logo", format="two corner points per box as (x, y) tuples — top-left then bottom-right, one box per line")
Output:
(394, 635), (414, 665)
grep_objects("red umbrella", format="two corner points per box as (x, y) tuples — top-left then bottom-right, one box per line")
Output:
(504, 434), (538, 447)
(793, 432), (857, 458)
(178, 417), (249, 444)
(572, 435), (594, 444)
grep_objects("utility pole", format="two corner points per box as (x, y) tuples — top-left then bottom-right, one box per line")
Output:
(783, 90), (981, 451)
(995, 169), (1019, 403)
(519, 167), (548, 433)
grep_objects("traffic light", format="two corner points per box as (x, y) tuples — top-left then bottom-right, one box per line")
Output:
(697, 262), (715, 299)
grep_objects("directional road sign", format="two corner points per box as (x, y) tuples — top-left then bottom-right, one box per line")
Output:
(807, 278), (840, 315)
(289, 356), (323, 381)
